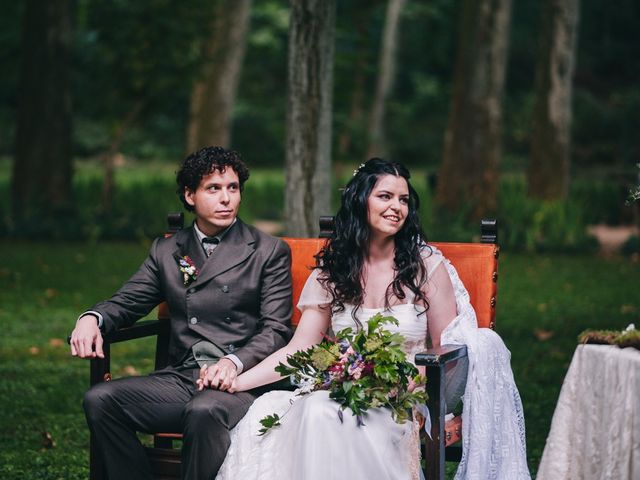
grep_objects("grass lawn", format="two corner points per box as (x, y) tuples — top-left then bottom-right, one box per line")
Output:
(1, 240), (638, 479)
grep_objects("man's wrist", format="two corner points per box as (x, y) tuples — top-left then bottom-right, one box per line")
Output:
(223, 354), (243, 374)
(79, 311), (103, 329)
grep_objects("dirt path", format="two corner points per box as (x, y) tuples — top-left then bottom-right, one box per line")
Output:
(587, 224), (639, 254)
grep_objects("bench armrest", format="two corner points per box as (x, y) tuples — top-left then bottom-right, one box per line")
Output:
(415, 344), (467, 366)
(67, 319), (167, 346)
(67, 318), (171, 386)
(104, 320), (166, 344)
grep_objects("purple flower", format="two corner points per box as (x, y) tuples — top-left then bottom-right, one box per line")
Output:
(178, 255), (199, 286)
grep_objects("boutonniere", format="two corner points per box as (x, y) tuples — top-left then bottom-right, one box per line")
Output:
(178, 256), (199, 286)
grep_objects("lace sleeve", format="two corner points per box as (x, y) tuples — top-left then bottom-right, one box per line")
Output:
(296, 268), (331, 312)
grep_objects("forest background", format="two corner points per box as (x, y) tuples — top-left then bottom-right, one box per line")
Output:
(2, 0), (639, 246)
(1, 0), (639, 478)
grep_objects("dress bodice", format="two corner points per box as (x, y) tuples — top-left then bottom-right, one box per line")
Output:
(331, 304), (427, 365)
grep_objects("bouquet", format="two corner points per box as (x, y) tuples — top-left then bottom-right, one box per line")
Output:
(259, 313), (426, 435)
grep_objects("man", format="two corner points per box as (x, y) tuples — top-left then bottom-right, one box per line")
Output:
(70, 146), (293, 480)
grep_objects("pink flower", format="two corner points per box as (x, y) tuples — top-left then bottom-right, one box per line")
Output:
(178, 256), (199, 286)
(347, 358), (366, 380)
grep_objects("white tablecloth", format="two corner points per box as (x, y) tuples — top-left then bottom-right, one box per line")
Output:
(537, 344), (640, 480)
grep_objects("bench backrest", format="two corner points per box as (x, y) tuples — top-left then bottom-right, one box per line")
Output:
(283, 238), (498, 329)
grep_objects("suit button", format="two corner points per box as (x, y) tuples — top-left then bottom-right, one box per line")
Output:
(224, 316), (231, 323)
(221, 285), (229, 293)
(190, 317), (198, 325)
(227, 344), (236, 352)
(188, 288), (195, 294)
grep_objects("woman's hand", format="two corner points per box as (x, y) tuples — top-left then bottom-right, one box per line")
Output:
(408, 365), (426, 392)
(227, 377), (240, 393)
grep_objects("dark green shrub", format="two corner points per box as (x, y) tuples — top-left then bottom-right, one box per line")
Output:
(0, 163), (633, 252)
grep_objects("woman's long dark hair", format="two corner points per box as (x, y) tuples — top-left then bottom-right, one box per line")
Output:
(315, 158), (430, 321)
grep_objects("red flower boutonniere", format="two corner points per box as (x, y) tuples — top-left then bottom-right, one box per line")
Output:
(178, 256), (199, 286)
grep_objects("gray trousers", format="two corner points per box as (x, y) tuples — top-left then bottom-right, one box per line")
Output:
(83, 367), (258, 480)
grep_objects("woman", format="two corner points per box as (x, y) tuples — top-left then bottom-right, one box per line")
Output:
(211, 158), (530, 479)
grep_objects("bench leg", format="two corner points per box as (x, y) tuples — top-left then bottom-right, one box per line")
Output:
(424, 363), (445, 480)
(89, 346), (111, 480)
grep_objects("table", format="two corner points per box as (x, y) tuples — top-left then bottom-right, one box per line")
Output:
(537, 344), (640, 480)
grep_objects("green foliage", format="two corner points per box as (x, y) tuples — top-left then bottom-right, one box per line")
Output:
(1, 0), (639, 171)
(261, 313), (426, 434)
(578, 324), (640, 349)
(0, 241), (157, 479)
(497, 179), (599, 253)
(257, 414), (281, 436)
(622, 235), (640, 256)
(2, 163), (634, 253)
(429, 175), (630, 253)
(232, 0), (291, 166)
(72, 0), (212, 158)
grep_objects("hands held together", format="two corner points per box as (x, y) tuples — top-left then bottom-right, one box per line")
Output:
(197, 358), (238, 392)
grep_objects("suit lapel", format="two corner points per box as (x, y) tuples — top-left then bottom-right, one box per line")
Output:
(192, 220), (256, 286)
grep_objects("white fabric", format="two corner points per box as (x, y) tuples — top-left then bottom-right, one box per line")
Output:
(217, 300), (424, 480)
(216, 248), (530, 480)
(536, 344), (640, 480)
(437, 252), (530, 479)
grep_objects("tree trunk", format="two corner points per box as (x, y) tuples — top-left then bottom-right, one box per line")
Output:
(186, 0), (252, 152)
(285, 0), (336, 237)
(101, 101), (144, 214)
(366, 0), (407, 160)
(528, 0), (579, 200)
(12, 0), (73, 226)
(436, 0), (512, 220)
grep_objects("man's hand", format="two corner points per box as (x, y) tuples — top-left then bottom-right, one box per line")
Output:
(70, 315), (104, 359)
(196, 358), (238, 392)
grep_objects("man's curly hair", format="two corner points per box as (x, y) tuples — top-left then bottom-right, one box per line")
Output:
(176, 146), (250, 212)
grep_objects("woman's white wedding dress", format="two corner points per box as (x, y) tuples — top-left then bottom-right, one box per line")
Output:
(216, 249), (530, 480)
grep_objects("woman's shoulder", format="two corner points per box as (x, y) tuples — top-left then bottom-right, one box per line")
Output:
(298, 268), (332, 310)
(420, 244), (446, 277)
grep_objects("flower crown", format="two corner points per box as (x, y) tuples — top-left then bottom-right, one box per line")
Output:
(352, 163), (365, 176)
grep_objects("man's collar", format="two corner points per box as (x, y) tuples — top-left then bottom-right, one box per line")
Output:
(192, 218), (237, 244)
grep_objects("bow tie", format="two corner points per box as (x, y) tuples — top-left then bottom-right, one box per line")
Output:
(202, 237), (220, 257)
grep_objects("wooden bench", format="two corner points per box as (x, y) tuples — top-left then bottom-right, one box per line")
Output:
(84, 215), (499, 480)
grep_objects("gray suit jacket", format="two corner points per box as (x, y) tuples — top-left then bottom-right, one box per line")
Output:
(91, 219), (293, 370)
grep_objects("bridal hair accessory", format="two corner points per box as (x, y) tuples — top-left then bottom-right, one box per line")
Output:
(352, 163), (365, 176)
(258, 313), (427, 435)
(178, 255), (199, 286)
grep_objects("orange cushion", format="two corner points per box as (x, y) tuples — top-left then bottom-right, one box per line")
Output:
(282, 239), (498, 329)
(281, 238), (328, 326)
(432, 242), (498, 329)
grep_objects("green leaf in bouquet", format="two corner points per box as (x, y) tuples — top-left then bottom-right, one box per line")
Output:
(260, 313), (430, 432)
(310, 345), (338, 370)
(366, 313), (398, 334)
(258, 414), (281, 436)
(364, 336), (383, 352)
